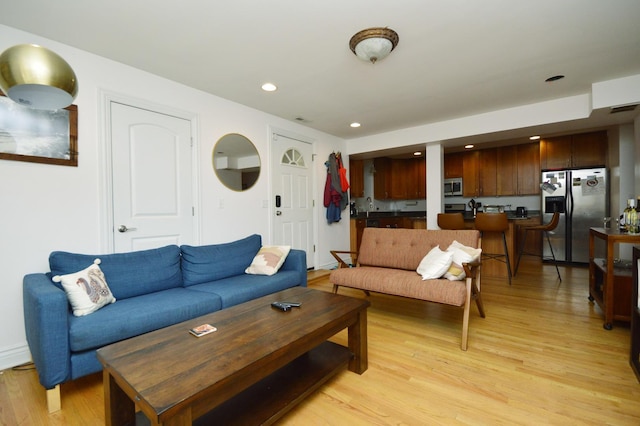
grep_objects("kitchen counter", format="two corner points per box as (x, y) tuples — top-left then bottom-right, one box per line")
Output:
(351, 210), (541, 220)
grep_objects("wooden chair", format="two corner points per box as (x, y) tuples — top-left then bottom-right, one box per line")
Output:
(514, 212), (561, 281)
(437, 213), (466, 230)
(475, 212), (511, 285)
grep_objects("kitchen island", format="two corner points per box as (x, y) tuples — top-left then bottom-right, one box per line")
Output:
(349, 211), (541, 279)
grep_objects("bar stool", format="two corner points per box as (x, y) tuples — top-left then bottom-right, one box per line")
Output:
(475, 212), (511, 285)
(437, 213), (466, 230)
(514, 212), (561, 281)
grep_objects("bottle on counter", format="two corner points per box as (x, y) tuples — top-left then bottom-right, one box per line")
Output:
(624, 198), (639, 234)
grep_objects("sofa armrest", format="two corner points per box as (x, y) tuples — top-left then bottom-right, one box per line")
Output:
(23, 273), (71, 389)
(330, 250), (358, 268)
(462, 260), (481, 280)
(280, 249), (307, 287)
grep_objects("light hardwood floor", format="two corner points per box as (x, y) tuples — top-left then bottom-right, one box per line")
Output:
(2, 258), (640, 425)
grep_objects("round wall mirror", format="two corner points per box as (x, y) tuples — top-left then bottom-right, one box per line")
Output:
(212, 133), (261, 191)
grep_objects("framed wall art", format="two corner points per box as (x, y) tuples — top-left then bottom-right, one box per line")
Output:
(0, 94), (78, 166)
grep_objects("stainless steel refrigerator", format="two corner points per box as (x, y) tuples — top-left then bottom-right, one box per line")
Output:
(541, 167), (608, 263)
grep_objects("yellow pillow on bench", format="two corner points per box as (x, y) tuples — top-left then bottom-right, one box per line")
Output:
(443, 240), (482, 281)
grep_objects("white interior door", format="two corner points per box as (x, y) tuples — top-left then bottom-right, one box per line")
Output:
(271, 133), (314, 268)
(110, 102), (194, 252)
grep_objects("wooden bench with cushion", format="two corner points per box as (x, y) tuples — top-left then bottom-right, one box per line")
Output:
(330, 227), (484, 350)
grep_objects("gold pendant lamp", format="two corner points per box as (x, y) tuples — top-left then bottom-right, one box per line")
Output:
(0, 44), (78, 110)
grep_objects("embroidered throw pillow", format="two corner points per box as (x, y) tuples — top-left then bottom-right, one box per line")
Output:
(52, 259), (116, 316)
(245, 246), (291, 276)
(416, 245), (454, 280)
(443, 240), (482, 281)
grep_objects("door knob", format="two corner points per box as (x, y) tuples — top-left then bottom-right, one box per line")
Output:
(118, 225), (137, 233)
(276, 211), (282, 216)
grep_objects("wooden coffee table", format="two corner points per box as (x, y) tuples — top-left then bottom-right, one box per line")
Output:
(96, 286), (369, 425)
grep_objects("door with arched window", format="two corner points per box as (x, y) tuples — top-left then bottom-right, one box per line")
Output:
(271, 132), (314, 268)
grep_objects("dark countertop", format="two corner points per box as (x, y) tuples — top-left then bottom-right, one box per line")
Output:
(351, 210), (541, 220)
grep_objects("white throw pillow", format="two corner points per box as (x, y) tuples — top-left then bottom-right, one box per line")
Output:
(245, 246), (291, 276)
(416, 246), (454, 280)
(443, 240), (482, 281)
(52, 259), (116, 316)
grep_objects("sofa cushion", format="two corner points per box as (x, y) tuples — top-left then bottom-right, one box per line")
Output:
(50, 245), (183, 300)
(181, 234), (262, 286)
(68, 288), (222, 352)
(245, 245), (291, 276)
(186, 270), (301, 308)
(52, 259), (116, 316)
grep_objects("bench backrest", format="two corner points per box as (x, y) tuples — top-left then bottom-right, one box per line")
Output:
(357, 228), (480, 271)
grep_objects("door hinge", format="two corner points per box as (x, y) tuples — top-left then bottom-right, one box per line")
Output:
(313, 245), (316, 252)
(192, 207), (195, 216)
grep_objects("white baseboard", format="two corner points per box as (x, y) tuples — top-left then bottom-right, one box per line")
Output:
(0, 343), (32, 371)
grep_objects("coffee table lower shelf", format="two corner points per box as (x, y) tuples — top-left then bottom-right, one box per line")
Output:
(136, 341), (351, 426)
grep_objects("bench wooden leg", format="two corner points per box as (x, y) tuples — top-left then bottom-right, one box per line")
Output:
(47, 385), (61, 413)
(332, 284), (339, 294)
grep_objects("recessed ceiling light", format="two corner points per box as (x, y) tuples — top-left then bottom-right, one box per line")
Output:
(350, 122), (361, 128)
(545, 75), (565, 83)
(464, 144), (474, 149)
(261, 82), (277, 92)
(413, 151), (422, 156)
(529, 135), (540, 140)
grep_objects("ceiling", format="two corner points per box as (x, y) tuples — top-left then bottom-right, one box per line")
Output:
(2, 1), (640, 153)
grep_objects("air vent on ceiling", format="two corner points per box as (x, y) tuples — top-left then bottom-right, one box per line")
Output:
(610, 104), (638, 114)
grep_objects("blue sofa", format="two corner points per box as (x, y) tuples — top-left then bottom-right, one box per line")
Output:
(22, 234), (307, 412)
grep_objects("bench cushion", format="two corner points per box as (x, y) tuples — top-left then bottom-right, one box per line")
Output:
(330, 266), (467, 306)
(357, 228), (480, 271)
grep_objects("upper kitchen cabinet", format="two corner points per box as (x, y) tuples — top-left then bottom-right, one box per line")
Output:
(540, 131), (607, 170)
(373, 157), (426, 200)
(463, 142), (540, 197)
(515, 142), (540, 195)
(373, 157), (393, 199)
(497, 145), (517, 196)
(444, 152), (464, 178)
(463, 148), (497, 197)
(349, 158), (365, 198)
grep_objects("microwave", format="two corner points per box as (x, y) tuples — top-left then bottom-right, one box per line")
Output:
(444, 178), (463, 197)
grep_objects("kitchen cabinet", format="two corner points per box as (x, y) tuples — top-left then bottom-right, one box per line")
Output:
(349, 159), (364, 198)
(408, 157), (426, 199)
(497, 145), (517, 196)
(374, 157), (425, 200)
(540, 131), (607, 170)
(516, 142), (541, 195)
(463, 148), (497, 197)
(373, 158), (392, 199)
(444, 152), (463, 178)
(463, 143), (540, 197)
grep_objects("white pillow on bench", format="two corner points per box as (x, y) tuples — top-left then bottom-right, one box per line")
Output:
(416, 246), (453, 280)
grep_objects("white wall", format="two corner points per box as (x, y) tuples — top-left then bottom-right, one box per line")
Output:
(0, 25), (348, 369)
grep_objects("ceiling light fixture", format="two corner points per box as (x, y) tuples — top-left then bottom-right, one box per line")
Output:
(529, 135), (541, 140)
(349, 27), (399, 64)
(261, 82), (277, 92)
(0, 44), (78, 110)
(350, 122), (361, 128)
(545, 75), (565, 83)
(464, 144), (474, 149)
